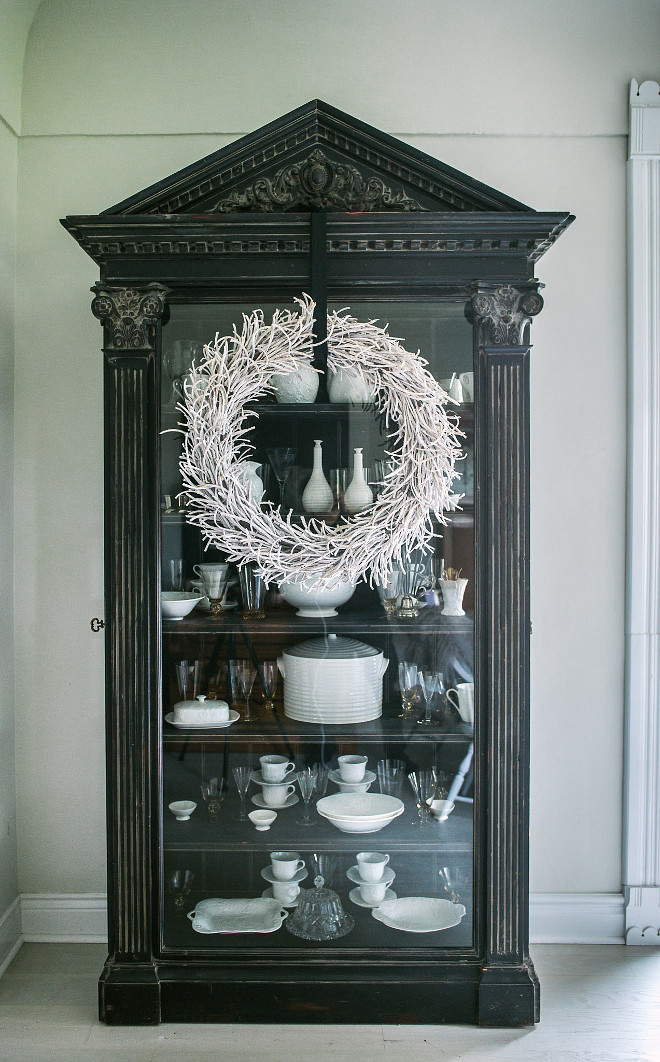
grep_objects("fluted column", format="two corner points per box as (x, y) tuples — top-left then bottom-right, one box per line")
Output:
(467, 283), (543, 1025)
(91, 284), (167, 970)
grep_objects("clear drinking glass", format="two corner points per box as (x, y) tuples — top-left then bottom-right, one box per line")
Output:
(296, 766), (318, 826)
(377, 757), (406, 798)
(232, 765), (252, 822)
(238, 564), (266, 620)
(408, 769), (437, 828)
(377, 569), (402, 614)
(267, 447), (296, 506)
(418, 669), (443, 726)
(396, 561), (424, 618)
(229, 660), (256, 722)
(200, 776), (223, 820)
(329, 468), (348, 512)
(170, 559), (184, 591)
(258, 660), (278, 711)
(176, 659), (202, 700)
(167, 869), (195, 909)
(398, 661), (419, 718)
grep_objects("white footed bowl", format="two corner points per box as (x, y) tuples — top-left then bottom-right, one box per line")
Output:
(316, 793), (404, 834)
(278, 576), (355, 617)
(161, 592), (202, 620)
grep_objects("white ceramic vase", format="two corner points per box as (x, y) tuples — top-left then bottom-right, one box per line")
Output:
(269, 363), (319, 404)
(439, 578), (468, 616)
(235, 460), (264, 504)
(328, 368), (374, 405)
(302, 440), (333, 514)
(344, 448), (373, 514)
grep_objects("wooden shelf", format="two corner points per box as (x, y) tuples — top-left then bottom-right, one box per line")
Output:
(162, 606), (474, 637)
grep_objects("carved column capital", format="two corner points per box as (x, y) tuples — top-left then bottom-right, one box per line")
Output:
(466, 283), (544, 346)
(91, 283), (168, 352)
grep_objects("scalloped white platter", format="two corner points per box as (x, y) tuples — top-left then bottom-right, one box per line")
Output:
(187, 897), (288, 934)
(371, 897), (466, 933)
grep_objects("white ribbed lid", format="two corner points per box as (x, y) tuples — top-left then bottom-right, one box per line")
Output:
(284, 634), (379, 659)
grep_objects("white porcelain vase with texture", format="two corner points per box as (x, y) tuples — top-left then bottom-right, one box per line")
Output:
(269, 363), (319, 404)
(439, 578), (468, 617)
(344, 448), (373, 514)
(328, 367), (374, 405)
(302, 440), (333, 514)
(235, 460), (264, 504)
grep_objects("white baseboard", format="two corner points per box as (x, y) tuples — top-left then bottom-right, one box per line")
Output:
(20, 894), (107, 943)
(0, 897), (23, 976)
(529, 892), (625, 944)
(12, 892), (624, 946)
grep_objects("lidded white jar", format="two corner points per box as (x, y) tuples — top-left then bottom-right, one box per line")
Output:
(278, 634), (388, 724)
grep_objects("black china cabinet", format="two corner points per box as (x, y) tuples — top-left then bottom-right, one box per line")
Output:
(62, 101), (572, 1027)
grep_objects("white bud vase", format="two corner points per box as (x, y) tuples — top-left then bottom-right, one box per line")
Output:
(344, 447), (374, 514)
(302, 440), (333, 514)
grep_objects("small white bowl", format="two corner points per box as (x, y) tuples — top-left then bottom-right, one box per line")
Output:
(427, 798), (455, 822)
(161, 592), (202, 620)
(169, 800), (197, 821)
(249, 810), (277, 831)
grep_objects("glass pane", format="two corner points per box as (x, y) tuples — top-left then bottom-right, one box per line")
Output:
(160, 300), (474, 953)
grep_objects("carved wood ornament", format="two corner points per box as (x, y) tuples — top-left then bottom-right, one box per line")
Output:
(212, 148), (424, 213)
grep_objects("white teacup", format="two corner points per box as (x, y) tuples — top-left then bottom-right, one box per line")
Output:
(359, 879), (393, 905)
(338, 754), (368, 782)
(356, 851), (390, 882)
(270, 851), (305, 880)
(261, 783), (296, 808)
(271, 880), (300, 904)
(447, 681), (474, 724)
(260, 754), (295, 782)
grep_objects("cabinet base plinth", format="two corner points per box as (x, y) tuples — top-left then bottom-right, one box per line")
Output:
(99, 962), (160, 1025)
(477, 961), (540, 1026)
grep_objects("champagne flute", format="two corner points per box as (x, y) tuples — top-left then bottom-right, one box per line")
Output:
(232, 765), (252, 822)
(417, 669), (441, 726)
(266, 447), (296, 506)
(259, 660), (279, 712)
(296, 766), (318, 826)
(230, 660), (256, 722)
(398, 661), (419, 719)
(407, 769), (436, 828)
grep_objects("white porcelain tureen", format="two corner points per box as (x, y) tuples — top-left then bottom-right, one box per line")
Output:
(278, 634), (388, 724)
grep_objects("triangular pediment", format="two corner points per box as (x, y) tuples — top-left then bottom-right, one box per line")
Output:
(103, 100), (533, 216)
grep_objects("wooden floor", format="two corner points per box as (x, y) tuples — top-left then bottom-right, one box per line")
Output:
(0, 943), (659, 1061)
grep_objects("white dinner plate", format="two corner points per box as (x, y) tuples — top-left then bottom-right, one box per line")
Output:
(371, 896), (467, 933)
(251, 792), (299, 810)
(165, 709), (240, 730)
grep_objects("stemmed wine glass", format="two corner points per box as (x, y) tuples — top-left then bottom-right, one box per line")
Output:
(398, 661), (419, 719)
(407, 769), (437, 828)
(232, 765), (252, 822)
(200, 776), (223, 821)
(229, 660), (256, 722)
(259, 660), (279, 713)
(296, 766), (318, 826)
(417, 669), (443, 726)
(267, 447), (296, 506)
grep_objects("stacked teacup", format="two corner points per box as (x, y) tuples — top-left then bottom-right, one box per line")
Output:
(347, 851), (396, 907)
(251, 755), (297, 809)
(329, 754), (377, 794)
(261, 850), (307, 906)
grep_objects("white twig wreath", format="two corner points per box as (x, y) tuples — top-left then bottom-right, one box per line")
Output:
(177, 295), (462, 587)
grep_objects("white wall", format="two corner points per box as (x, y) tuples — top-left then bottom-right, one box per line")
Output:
(12, 0), (660, 897)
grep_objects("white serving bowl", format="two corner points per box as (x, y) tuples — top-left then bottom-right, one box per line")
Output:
(278, 576), (356, 617)
(161, 591), (202, 620)
(316, 793), (404, 834)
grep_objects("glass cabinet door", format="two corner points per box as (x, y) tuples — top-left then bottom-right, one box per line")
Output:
(159, 299), (475, 953)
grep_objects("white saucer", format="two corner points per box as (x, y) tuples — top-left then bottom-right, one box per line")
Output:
(346, 865), (395, 887)
(328, 769), (376, 791)
(260, 866), (308, 886)
(251, 792), (299, 810)
(349, 887), (397, 909)
(165, 709), (240, 730)
(261, 886), (301, 907)
(250, 769), (295, 786)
